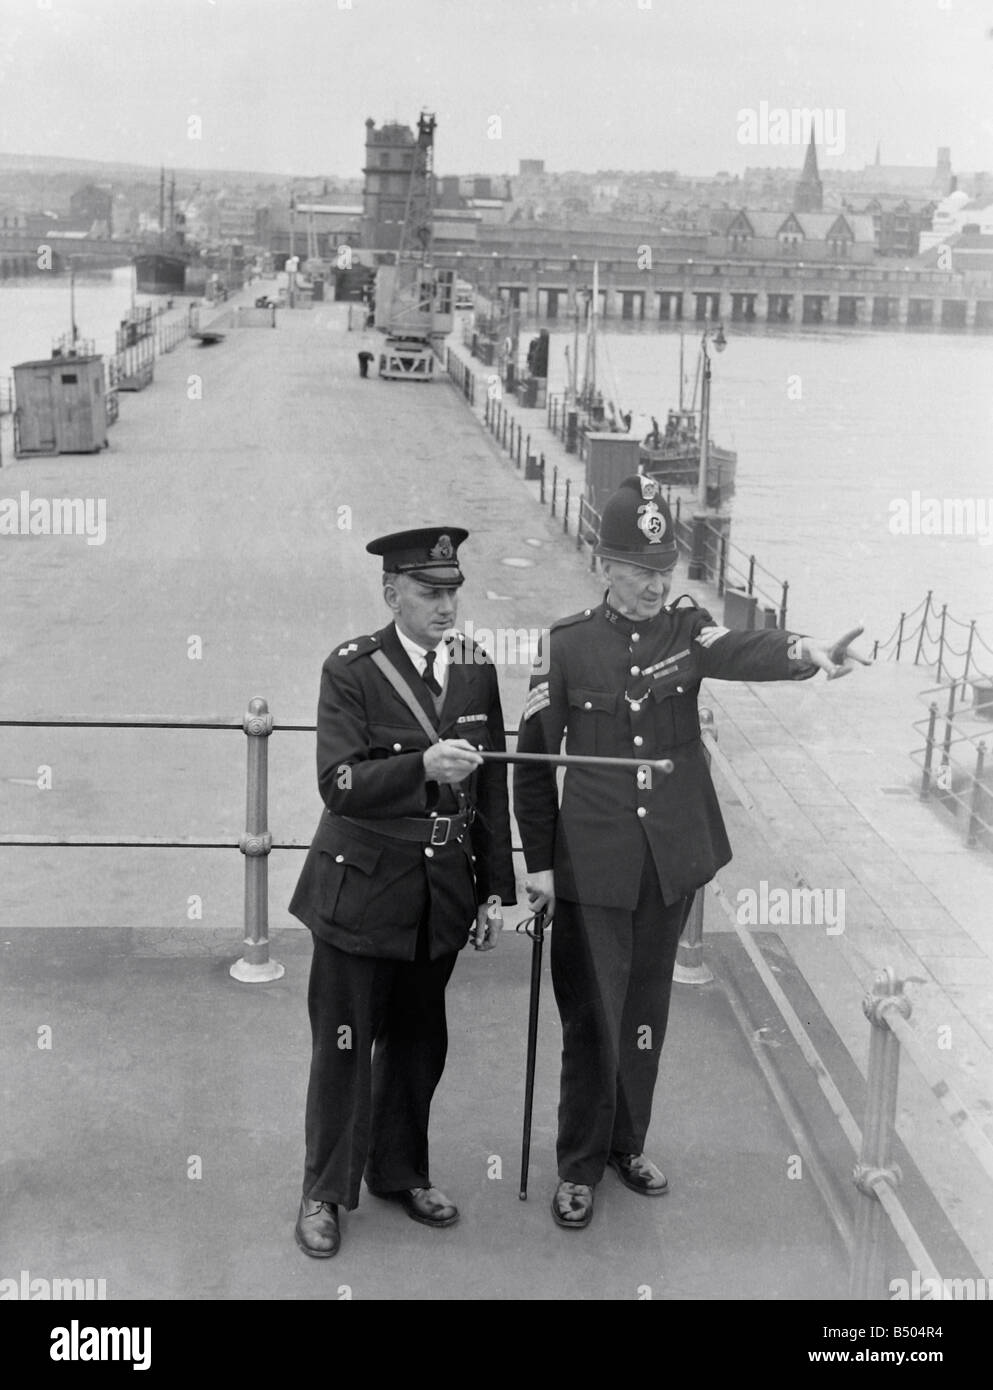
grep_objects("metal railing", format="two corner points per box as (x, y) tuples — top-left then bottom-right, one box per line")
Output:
(913, 680), (993, 850)
(874, 591), (993, 686)
(699, 722), (993, 1298)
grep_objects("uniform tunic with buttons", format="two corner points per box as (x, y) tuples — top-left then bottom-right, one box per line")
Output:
(290, 621), (516, 959)
(515, 595), (818, 907)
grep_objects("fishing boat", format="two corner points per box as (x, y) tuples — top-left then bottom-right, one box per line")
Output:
(639, 327), (737, 507)
(135, 171), (191, 295)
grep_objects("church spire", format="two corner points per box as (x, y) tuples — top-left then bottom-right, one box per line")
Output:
(794, 128), (823, 213)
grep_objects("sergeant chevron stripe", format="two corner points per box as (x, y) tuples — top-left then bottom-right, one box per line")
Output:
(523, 682), (551, 720)
(695, 625), (730, 649)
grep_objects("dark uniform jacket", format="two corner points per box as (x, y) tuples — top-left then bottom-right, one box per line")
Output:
(514, 596), (818, 908)
(290, 622), (516, 961)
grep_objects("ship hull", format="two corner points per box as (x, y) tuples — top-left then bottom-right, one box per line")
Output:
(134, 254), (187, 296)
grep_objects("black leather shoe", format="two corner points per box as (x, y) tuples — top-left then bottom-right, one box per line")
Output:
(295, 1196), (341, 1257)
(607, 1151), (669, 1196)
(551, 1180), (595, 1229)
(381, 1186), (459, 1228)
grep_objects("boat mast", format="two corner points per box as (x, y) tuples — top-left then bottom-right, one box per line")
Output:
(158, 168), (165, 249)
(590, 259), (598, 401)
(678, 327), (685, 411)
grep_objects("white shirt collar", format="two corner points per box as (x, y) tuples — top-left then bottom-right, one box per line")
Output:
(394, 624), (450, 669)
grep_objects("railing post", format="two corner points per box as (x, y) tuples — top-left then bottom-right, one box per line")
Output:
(779, 579), (789, 630)
(575, 497), (583, 551)
(551, 465), (558, 518)
(539, 453), (546, 504)
(966, 742), (987, 848)
(563, 478), (571, 533)
(914, 591), (932, 665)
(517, 425), (522, 468)
(850, 969), (908, 1300)
(230, 697), (284, 983)
(717, 534), (727, 597)
(939, 682), (957, 791)
(747, 555), (755, 596)
(936, 603), (948, 682)
(895, 613), (906, 661)
(919, 701), (938, 800)
(674, 709), (715, 984)
(484, 395), (490, 427)
(964, 620), (976, 682)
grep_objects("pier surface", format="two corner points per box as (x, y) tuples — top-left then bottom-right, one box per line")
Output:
(1, 297), (990, 1300)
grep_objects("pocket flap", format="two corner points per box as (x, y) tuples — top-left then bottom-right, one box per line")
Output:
(568, 687), (617, 714)
(321, 839), (382, 876)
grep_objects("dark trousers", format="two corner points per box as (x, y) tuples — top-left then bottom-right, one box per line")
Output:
(551, 849), (691, 1186)
(303, 926), (458, 1210)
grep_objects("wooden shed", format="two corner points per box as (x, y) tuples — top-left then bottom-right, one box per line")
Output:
(13, 354), (108, 457)
(584, 433), (642, 511)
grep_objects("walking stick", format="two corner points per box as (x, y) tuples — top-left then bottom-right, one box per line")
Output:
(518, 906), (549, 1200)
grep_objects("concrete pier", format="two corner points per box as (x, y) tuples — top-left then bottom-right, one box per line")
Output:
(1, 300), (991, 1300)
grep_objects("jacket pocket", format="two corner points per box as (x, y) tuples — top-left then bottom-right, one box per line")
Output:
(318, 838), (383, 927)
(567, 687), (617, 754)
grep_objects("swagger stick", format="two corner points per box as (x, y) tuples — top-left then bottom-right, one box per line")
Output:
(478, 750), (674, 774)
(518, 906), (548, 1200)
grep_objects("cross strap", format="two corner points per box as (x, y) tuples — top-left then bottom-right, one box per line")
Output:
(370, 649), (440, 744)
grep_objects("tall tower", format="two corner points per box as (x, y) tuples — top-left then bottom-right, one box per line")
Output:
(794, 129), (823, 213)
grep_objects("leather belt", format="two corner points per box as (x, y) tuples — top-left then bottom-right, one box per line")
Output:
(340, 810), (474, 846)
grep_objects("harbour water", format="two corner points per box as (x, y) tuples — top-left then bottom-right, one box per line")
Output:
(2, 275), (990, 648)
(542, 322), (993, 644)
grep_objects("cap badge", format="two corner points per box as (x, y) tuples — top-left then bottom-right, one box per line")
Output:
(430, 533), (454, 560)
(637, 500), (667, 544)
(638, 476), (659, 501)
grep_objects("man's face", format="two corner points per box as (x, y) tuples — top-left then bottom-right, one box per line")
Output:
(602, 558), (676, 620)
(386, 574), (459, 648)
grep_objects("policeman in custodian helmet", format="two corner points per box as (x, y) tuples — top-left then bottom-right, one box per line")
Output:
(514, 474), (868, 1232)
(289, 525), (516, 1259)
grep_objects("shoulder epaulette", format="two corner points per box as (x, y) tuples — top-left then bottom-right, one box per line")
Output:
(551, 608), (596, 632)
(669, 594), (715, 625)
(329, 633), (380, 664)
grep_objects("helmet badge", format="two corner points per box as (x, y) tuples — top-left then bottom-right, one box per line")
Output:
(637, 500), (667, 544)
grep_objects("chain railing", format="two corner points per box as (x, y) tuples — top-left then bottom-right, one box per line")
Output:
(913, 680), (993, 850)
(873, 591), (993, 686)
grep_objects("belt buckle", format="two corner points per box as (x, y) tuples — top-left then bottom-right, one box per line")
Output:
(430, 816), (452, 846)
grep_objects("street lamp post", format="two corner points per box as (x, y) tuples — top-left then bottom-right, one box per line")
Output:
(697, 322), (726, 510)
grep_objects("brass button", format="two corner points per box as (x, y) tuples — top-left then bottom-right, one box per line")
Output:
(335, 854), (345, 863)
(583, 701), (592, 710)
(633, 736), (644, 748)
(393, 742), (402, 752)
(631, 632), (640, 642)
(430, 811), (438, 818)
(630, 701), (641, 713)
(630, 665), (641, 676)
(424, 847), (435, 859)
(637, 807), (647, 818)
(676, 685), (684, 694)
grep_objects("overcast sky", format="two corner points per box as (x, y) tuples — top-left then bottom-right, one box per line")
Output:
(0, 0), (989, 179)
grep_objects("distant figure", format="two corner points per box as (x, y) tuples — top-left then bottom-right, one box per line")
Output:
(620, 410), (632, 432)
(358, 350), (374, 379)
(650, 416), (661, 447)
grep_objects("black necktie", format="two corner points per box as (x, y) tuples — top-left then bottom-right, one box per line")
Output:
(422, 649), (442, 697)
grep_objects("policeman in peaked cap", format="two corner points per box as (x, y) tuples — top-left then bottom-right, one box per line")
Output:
(290, 524), (516, 1258)
(514, 474), (868, 1232)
